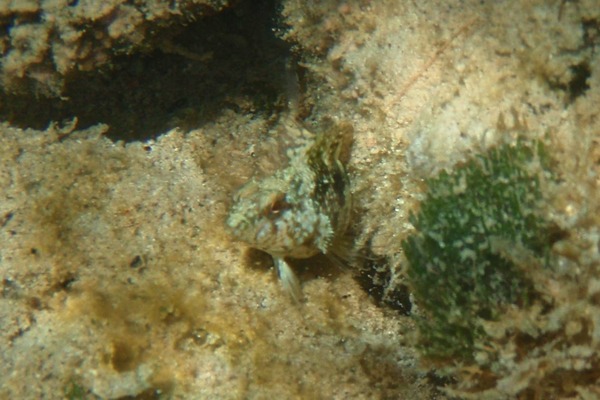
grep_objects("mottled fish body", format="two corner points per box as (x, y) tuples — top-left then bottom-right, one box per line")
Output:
(227, 123), (353, 301)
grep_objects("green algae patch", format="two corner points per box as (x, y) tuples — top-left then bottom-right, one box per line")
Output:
(402, 139), (554, 362)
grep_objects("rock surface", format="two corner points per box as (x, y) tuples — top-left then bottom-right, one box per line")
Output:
(1, 0), (598, 398)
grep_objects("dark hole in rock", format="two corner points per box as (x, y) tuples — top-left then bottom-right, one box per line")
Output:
(0, 0), (292, 142)
(355, 254), (412, 316)
(567, 62), (591, 102)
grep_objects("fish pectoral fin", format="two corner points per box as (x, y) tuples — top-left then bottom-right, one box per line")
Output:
(275, 257), (303, 303)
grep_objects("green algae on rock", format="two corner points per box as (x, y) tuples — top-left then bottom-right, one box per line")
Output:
(402, 139), (554, 362)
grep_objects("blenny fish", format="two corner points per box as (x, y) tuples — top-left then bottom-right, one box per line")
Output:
(226, 122), (354, 301)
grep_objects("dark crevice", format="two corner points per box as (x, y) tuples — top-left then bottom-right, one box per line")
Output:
(355, 253), (413, 316)
(566, 62), (591, 102)
(0, 0), (292, 142)
(547, 61), (591, 104)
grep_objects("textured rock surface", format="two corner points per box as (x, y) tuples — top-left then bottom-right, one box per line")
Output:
(0, 0), (599, 398)
(0, 0), (230, 95)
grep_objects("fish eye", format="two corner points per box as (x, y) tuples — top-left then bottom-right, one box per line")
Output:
(264, 194), (291, 217)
